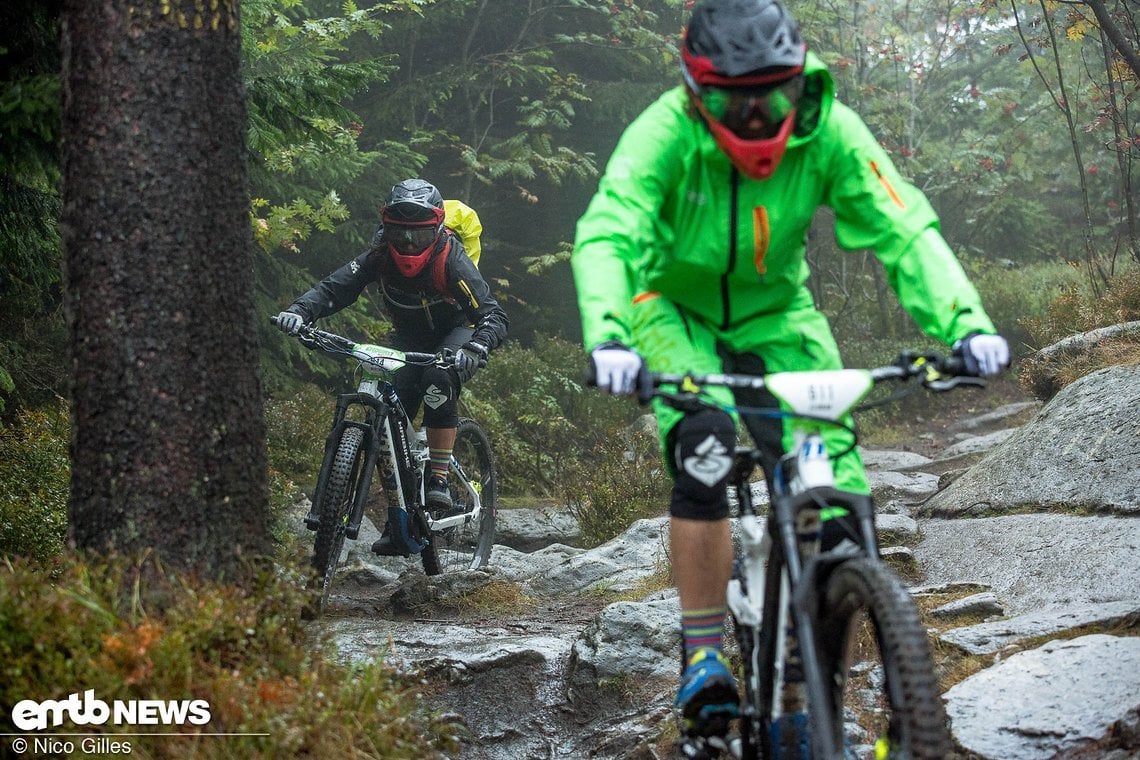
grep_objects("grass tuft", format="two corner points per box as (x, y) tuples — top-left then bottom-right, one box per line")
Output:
(0, 553), (455, 758)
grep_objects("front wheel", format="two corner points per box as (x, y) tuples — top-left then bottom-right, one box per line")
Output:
(420, 418), (497, 575)
(814, 557), (950, 759)
(312, 426), (366, 610)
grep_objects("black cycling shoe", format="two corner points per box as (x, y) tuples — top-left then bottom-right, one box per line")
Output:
(370, 535), (409, 557)
(371, 528), (412, 558)
(425, 475), (456, 512)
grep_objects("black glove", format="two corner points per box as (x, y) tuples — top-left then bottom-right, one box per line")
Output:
(275, 311), (306, 335)
(952, 332), (1010, 377)
(453, 341), (488, 382)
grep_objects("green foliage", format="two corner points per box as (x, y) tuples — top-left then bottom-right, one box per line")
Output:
(1016, 267), (1140, 398)
(265, 384), (332, 486)
(0, 555), (457, 757)
(242, 0), (421, 205)
(460, 337), (641, 498)
(460, 337), (672, 546)
(0, 403), (68, 561)
(263, 384), (332, 543)
(0, 0), (64, 413)
(1020, 266), (1140, 346)
(562, 423), (672, 547)
(959, 257), (1088, 349)
(251, 194), (351, 254)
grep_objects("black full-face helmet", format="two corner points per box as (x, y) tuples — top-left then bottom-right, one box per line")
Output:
(381, 179), (446, 277)
(682, 0), (807, 179)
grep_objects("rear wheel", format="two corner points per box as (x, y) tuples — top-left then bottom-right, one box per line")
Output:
(312, 426), (365, 609)
(815, 558), (950, 759)
(420, 418), (497, 575)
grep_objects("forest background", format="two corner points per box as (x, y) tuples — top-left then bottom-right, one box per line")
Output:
(0, 1), (1136, 753)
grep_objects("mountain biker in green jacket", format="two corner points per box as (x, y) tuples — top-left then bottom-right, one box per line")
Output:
(572, 0), (1009, 738)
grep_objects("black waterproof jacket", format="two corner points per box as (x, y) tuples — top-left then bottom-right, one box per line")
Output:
(287, 229), (508, 350)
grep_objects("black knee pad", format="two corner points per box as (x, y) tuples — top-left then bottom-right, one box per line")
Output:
(820, 511), (862, 551)
(669, 408), (736, 521)
(420, 364), (459, 428)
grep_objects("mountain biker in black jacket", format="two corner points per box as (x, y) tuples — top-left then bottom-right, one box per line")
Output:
(275, 179), (508, 553)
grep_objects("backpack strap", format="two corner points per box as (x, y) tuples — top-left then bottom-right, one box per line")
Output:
(431, 236), (453, 299)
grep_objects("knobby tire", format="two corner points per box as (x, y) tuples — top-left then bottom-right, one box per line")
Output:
(312, 426), (366, 609)
(815, 557), (950, 759)
(419, 418), (497, 575)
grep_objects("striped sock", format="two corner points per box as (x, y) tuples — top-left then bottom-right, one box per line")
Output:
(429, 449), (450, 480)
(682, 606), (727, 657)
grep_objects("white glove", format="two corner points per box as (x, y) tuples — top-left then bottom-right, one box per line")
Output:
(590, 342), (645, 395)
(275, 311), (306, 335)
(954, 333), (1010, 377)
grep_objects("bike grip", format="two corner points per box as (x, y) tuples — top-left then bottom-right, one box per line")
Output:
(636, 370), (655, 406)
(269, 315), (279, 326)
(585, 360), (598, 388)
(941, 353), (968, 376)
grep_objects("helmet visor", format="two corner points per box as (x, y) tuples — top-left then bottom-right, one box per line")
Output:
(699, 76), (804, 139)
(387, 223), (439, 255)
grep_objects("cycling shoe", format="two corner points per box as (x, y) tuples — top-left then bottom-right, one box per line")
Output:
(675, 648), (740, 737)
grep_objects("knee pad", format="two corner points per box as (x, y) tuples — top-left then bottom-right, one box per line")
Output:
(420, 364), (458, 428)
(669, 408), (736, 521)
(820, 511), (861, 552)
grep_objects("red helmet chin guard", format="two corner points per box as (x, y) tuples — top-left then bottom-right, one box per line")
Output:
(388, 243), (434, 278)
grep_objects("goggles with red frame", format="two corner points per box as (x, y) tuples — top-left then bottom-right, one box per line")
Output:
(697, 75), (805, 139)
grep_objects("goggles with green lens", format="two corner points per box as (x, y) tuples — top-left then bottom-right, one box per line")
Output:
(699, 76), (805, 136)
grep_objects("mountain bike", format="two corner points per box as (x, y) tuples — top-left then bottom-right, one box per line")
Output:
(648, 352), (978, 760)
(271, 317), (497, 609)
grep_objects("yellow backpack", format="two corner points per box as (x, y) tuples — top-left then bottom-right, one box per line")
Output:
(443, 199), (482, 267)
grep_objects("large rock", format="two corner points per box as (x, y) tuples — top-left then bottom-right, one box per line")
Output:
(521, 517), (670, 597)
(944, 634), (1140, 759)
(939, 600), (1140, 654)
(566, 597), (680, 701)
(495, 504), (582, 552)
(923, 366), (1140, 517)
(917, 515), (1140, 614)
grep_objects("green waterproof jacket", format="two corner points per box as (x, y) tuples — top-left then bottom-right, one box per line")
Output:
(572, 52), (995, 350)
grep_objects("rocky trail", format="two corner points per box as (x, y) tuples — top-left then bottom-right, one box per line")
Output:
(294, 368), (1140, 760)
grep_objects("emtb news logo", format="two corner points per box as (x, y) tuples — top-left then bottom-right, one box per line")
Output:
(11, 690), (211, 731)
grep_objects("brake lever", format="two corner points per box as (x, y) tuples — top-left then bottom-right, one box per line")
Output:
(925, 374), (987, 392)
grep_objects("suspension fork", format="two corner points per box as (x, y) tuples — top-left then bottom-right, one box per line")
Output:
(332, 393), (389, 541)
(306, 393), (379, 530)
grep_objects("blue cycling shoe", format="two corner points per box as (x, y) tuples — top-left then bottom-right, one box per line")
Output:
(675, 648), (740, 736)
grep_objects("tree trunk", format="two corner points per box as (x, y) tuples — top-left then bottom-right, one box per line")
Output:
(61, 0), (272, 579)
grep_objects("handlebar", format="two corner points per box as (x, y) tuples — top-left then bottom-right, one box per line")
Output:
(636, 351), (983, 412)
(638, 351), (984, 458)
(270, 315), (439, 366)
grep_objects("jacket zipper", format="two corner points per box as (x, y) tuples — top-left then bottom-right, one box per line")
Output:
(721, 169), (740, 330)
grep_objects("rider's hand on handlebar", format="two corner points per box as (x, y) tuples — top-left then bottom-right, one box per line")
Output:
(275, 311), (306, 336)
(953, 333), (1010, 377)
(589, 341), (647, 396)
(453, 341), (488, 382)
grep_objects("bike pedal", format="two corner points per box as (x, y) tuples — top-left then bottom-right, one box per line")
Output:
(692, 711), (733, 740)
(677, 732), (733, 759)
(303, 513), (320, 530)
